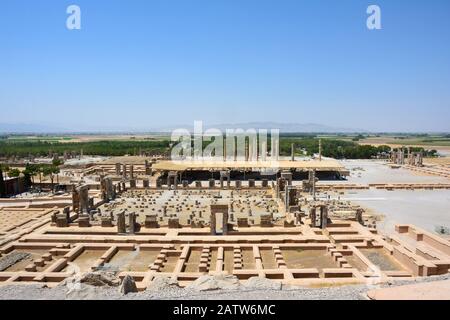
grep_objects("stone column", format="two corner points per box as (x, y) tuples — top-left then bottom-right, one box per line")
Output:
(310, 207), (316, 228)
(318, 139), (322, 161)
(72, 187), (80, 213)
(222, 211), (229, 235)
(117, 211), (126, 234)
(356, 208), (364, 225)
(128, 212), (136, 234)
(281, 171), (292, 186)
(143, 179), (149, 188)
(210, 212), (217, 235)
(78, 186), (89, 214)
(122, 164), (127, 179)
(320, 205), (328, 229)
(130, 165), (134, 179)
(145, 160), (152, 175)
(115, 163), (121, 176)
(262, 179), (268, 188)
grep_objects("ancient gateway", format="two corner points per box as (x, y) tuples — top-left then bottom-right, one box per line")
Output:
(1, 154), (450, 291)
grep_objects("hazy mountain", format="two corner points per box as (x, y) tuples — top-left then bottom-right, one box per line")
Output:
(0, 123), (66, 134)
(0, 122), (365, 134)
(152, 122), (365, 133)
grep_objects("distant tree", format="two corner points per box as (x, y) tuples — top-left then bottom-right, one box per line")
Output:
(8, 168), (21, 178)
(23, 163), (40, 184)
(42, 165), (60, 192)
(52, 158), (63, 166)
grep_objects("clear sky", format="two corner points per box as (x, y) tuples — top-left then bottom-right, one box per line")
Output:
(1, 0), (449, 132)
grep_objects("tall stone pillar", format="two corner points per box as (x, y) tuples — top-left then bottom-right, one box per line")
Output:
(122, 164), (127, 179)
(115, 163), (121, 176)
(72, 186), (80, 213)
(145, 160), (152, 175)
(356, 208), (364, 225)
(117, 211), (126, 234)
(78, 186), (89, 214)
(320, 205), (328, 229)
(310, 207), (316, 228)
(130, 165), (134, 179)
(210, 211), (217, 235)
(318, 139), (322, 161)
(128, 212), (136, 234)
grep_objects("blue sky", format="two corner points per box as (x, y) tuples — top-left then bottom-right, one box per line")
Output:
(0, 0), (449, 132)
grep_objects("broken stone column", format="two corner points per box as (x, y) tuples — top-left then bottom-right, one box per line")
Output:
(63, 206), (71, 222)
(145, 160), (152, 175)
(356, 208), (364, 225)
(261, 179), (268, 188)
(182, 180), (189, 188)
(56, 214), (69, 227)
(294, 212), (301, 225)
(281, 171), (293, 186)
(72, 186), (80, 213)
(76, 185), (90, 214)
(130, 165), (134, 179)
(101, 216), (113, 227)
(235, 180), (242, 189)
(145, 214), (159, 228)
(248, 179), (255, 188)
(168, 218), (181, 229)
(208, 179), (215, 188)
(260, 214), (273, 227)
(101, 176), (115, 202)
(78, 214), (90, 228)
(195, 181), (202, 188)
(277, 177), (286, 193)
(128, 212), (137, 234)
(117, 211), (126, 234)
(310, 207), (317, 228)
(129, 179), (136, 188)
(122, 164), (127, 179)
(237, 217), (249, 228)
(142, 179), (149, 188)
(320, 205), (328, 229)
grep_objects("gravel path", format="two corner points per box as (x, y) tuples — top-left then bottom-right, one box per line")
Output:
(1, 274), (448, 300)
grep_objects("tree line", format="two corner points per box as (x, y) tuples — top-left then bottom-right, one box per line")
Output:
(0, 137), (438, 160)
